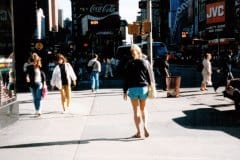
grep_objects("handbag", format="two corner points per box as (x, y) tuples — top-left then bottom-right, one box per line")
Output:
(41, 86), (48, 99)
(148, 83), (157, 99)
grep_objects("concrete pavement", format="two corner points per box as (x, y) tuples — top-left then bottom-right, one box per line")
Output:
(0, 87), (240, 160)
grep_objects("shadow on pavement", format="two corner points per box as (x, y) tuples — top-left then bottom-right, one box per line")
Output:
(0, 137), (144, 149)
(179, 89), (217, 98)
(173, 108), (240, 139)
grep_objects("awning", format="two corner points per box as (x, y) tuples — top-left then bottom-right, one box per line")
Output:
(208, 38), (235, 46)
(96, 31), (113, 35)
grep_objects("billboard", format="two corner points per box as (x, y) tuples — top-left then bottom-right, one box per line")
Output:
(73, 0), (120, 35)
(171, 0), (194, 43)
(77, 0), (119, 17)
(206, 1), (225, 24)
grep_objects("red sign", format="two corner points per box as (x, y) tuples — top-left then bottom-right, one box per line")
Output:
(206, 1), (225, 24)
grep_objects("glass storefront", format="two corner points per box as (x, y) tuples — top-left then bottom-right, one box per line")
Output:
(0, 0), (18, 129)
(0, 0), (16, 105)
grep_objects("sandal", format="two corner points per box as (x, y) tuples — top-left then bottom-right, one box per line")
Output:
(144, 129), (150, 138)
(144, 131), (149, 138)
(131, 133), (141, 138)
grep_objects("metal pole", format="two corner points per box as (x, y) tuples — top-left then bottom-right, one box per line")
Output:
(217, 33), (220, 56)
(147, 0), (153, 66)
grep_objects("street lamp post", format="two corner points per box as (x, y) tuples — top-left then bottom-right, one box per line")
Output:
(147, 0), (153, 66)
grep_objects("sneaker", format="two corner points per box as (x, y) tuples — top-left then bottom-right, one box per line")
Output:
(35, 110), (41, 116)
(62, 108), (70, 114)
(213, 85), (218, 92)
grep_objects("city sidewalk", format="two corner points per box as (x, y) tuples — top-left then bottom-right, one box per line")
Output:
(0, 87), (240, 160)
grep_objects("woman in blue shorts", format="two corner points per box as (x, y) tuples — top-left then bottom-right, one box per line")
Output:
(123, 44), (155, 138)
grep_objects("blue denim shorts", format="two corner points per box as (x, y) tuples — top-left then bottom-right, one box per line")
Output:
(128, 87), (148, 100)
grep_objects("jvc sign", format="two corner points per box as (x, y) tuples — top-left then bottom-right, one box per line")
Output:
(206, 1), (225, 24)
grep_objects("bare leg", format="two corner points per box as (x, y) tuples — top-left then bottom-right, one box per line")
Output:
(200, 82), (206, 91)
(140, 99), (149, 137)
(130, 99), (141, 138)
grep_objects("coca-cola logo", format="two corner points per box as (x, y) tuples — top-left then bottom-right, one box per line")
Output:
(90, 4), (116, 14)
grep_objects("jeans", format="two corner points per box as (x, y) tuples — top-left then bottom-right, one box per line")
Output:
(90, 71), (99, 90)
(30, 82), (42, 111)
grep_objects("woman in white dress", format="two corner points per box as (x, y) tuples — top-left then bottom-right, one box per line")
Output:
(200, 53), (212, 91)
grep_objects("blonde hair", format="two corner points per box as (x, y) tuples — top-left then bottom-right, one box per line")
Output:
(31, 53), (42, 68)
(56, 53), (67, 63)
(130, 44), (143, 59)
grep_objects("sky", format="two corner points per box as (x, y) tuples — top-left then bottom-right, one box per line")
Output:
(57, 0), (139, 23)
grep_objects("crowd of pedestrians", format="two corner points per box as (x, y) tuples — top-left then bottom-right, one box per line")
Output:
(24, 50), (118, 115)
(22, 45), (239, 139)
(23, 44), (156, 139)
(198, 49), (239, 92)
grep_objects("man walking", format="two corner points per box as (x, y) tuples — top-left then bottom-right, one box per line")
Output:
(213, 50), (235, 92)
(87, 54), (101, 92)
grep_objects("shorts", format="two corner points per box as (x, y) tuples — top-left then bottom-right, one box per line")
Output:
(128, 87), (148, 100)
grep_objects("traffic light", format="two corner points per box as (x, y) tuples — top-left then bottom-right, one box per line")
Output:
(139, 1), (147, 9)
(139, 1), (160, 9)
(142, 21), (151, 34)
(128, 22), (140, 35)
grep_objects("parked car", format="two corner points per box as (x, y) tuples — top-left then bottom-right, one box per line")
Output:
(116, 41), (168, 59)
(115, 42), (168, 77)
(223, 78), (240, 111)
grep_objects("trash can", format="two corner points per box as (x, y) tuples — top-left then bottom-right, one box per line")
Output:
(166, 76), (181, 97)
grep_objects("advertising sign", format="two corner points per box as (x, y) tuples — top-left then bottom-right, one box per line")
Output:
(171, 0), (194, 43)
(206, 1), (225, 24)
(73, 0), (120, 35)
(77, 0), (119, 17)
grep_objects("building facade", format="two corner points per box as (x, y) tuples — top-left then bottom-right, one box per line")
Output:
(0, 0), (19, 129)
(198, 0), (239, 54)
(71, 0), (121, 56)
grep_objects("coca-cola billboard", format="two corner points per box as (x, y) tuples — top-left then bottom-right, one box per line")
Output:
(72, 0), (120, 35)
(77, 0), (119, 17)
(89, 4), (117, 16)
